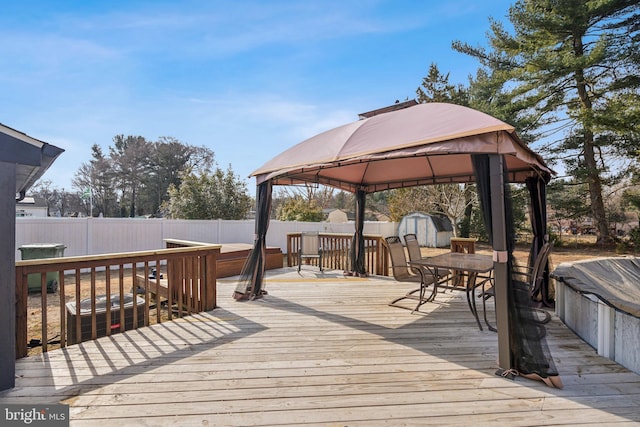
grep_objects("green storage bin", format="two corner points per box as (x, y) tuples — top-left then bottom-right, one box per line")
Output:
(18, 243), (66, 293)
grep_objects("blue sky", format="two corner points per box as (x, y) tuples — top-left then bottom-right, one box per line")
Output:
(1, 0), (514, 195)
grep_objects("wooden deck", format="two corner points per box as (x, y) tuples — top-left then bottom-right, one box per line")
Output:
(3, 268), (640, 426)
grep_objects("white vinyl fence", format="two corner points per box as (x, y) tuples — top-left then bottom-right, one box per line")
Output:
(16, 217), (398, 260)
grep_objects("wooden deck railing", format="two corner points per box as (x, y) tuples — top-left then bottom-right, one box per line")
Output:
(15, 245), (220, 359)
(286, 233), (389, 276)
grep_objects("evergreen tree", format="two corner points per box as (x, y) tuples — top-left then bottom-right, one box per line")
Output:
(73, 144), (119, 217)
(110, 135), (153, 217)
(165, 166), (252, 220)
(143, 137), (215, 216)
(453, 0), (640, 244)
(416, 63), (469, 105)
(73, 136), (216, 217)
(275, 197), (324, 222)
(409, 63), (476, 236)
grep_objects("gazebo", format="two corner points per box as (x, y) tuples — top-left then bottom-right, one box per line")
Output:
(0, 123), (64, 391)
(235, 102), (558, 385)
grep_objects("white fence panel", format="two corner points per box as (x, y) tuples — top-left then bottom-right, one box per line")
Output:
(88, 218), (165, 254)
(162, 219), (220, 244)
(16, 218), (88, 258)
(219, 220), (256, 245)
(17, 218), (398, 259)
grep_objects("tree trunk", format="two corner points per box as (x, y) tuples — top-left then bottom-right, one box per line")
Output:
(130, 187), (136, 218)
(460, 184), (473, 238)
(574, 34), (612, 245)
(582, 130), (611, 243)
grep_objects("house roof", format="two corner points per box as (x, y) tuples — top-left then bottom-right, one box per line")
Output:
(17, 196), (47, 207)
(0, 123), (64, 198)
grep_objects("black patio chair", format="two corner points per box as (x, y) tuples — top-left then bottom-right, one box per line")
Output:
(481, 243), (552, 331)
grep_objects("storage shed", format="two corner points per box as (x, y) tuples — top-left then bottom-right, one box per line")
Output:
(397, 212), (453, 248)
(326, 209), (349, 223)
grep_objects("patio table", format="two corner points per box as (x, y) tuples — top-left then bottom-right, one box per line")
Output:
(410, 252), (494, 330)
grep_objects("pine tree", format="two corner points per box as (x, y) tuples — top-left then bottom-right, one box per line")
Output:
(454, 0), (640, 244)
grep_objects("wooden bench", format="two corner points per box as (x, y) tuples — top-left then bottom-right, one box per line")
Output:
(135, 274), (169, 301)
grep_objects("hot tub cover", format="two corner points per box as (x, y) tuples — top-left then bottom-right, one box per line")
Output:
(552, 256), (640, 318)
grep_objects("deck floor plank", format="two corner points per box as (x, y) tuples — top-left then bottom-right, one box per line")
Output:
(3, 268), (640, 426)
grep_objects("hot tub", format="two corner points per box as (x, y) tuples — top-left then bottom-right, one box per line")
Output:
(552, 256), (640, 374)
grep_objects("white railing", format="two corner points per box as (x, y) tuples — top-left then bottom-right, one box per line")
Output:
(16, 217), (398, 258)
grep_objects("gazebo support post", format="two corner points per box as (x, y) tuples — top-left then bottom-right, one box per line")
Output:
(234, 181), (272, 299)
(489, 154), (512, 371)
(349, 189), (366, 276)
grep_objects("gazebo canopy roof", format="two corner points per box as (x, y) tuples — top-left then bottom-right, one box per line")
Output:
(252, 103), (553, 193)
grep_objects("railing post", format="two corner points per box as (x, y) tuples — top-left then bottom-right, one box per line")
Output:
(204, 248), (219, 311)
(379, 239), (389, 276)
(15, 266), (28, 359)
(375, 239), (380, 275)
(286, 233), (294, 268)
